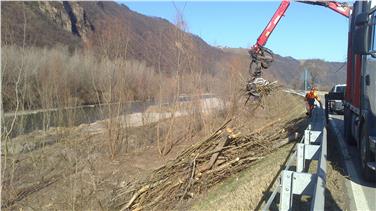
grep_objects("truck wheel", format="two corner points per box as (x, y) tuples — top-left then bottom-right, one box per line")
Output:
(344, 108), (356, 145)
(360, 123), (376, 182)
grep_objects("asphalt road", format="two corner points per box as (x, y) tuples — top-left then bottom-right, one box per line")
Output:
(329, 114), (376, 211)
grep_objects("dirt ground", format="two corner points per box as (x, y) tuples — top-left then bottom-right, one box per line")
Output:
(324, 128), (350, 210)
(2, 91), (307, 210)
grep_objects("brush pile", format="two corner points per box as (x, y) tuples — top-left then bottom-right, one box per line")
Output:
(255, 81), (279, 97)
(110, 116), (305, 210)
(245, 80), (280, 106)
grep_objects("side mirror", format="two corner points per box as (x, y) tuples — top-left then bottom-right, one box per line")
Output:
(353, 12), (370, 54)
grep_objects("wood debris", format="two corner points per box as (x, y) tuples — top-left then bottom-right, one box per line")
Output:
(245, 81), (280, 106)
(110, 116), (305, 210)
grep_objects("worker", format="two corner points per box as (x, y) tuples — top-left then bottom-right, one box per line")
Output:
(305, 87), (322, 117)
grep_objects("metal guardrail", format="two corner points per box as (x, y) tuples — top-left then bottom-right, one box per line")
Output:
(262, 106), (327, 210)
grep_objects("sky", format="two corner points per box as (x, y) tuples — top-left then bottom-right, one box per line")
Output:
(119, 1), (350, 62)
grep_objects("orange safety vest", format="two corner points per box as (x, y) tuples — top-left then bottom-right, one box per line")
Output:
(305, 90), (320, 101)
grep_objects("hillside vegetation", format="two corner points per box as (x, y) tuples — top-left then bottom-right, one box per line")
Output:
(2, 1), (228, 75)
(2, 46), (230, 112)
(2, 1), (346, 96)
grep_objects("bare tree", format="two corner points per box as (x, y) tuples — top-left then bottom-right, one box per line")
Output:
(310, 70), (319, 88)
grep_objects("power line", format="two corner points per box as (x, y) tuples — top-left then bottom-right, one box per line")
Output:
(334, 62), (346, 73)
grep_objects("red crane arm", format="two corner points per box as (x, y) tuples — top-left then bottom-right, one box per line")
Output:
(251, 0), (351, 52)
(300, 1), (351, 17)
(246, 0), (352, 99)
(327, 1), (351, 17)
(251, 0), (291, 52)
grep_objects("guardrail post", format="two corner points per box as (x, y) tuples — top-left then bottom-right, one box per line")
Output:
(304, 124), (312, 144)
(304, 130), (310, 145)
(280, 170), (316, 211)
(297, 143), (320, 172)
(297, 143), (305, 172)
(280, 171), (293, 211)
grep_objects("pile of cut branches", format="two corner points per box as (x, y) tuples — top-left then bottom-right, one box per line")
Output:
(110, 116), (304, 210)
(245, 81), (280, 106)
(256, 81), (279, 97)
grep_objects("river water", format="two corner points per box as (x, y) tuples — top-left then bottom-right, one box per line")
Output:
(3, 94), (223, 138)
(3, 100), (155, 138)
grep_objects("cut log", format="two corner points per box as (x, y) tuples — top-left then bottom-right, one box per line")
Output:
(199, 136), (231, 172)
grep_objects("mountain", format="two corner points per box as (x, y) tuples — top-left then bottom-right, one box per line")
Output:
(1, 2), (82, 49)
(1, 1), (227, 75)
(1, 1), (345, 90)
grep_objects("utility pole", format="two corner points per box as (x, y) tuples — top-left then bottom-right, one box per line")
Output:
(304, 68), (308, 91)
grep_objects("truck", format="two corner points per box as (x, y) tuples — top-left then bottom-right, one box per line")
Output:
(246, 0), (376, 181)
(328, 84), (346, 114)
(343, 1), (376, 181)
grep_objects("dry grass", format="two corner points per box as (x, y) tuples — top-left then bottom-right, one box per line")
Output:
(189, 143), (296, 211)
(1, 115), (199, 210)
(1, 46), (158, 112)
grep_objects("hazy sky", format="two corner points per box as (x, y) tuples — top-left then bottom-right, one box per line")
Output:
(119, 1), (349, 62)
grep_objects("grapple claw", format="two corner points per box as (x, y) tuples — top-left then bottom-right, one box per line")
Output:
(245, 46), (274, 101)
(246, 77), (270, 97)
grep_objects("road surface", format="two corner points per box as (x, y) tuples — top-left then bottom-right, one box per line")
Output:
(329, 114), (376, 211)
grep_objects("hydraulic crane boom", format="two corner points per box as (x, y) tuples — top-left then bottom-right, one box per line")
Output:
(300, 1), (351, 17)
(251, 0), (290, 54)
(246, 0), (352, 98)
